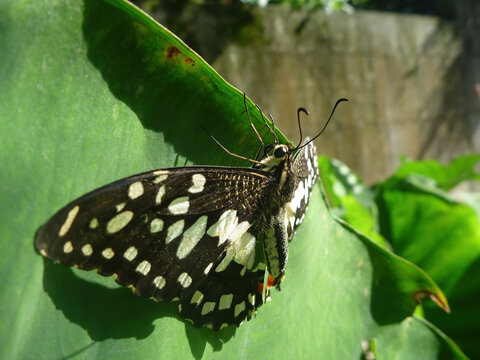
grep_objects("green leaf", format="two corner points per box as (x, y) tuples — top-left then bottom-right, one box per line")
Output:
(0, 0), (456, 358)
(397, 154), (480, 190)
(424, 255), (480, 359)
(320, 155), (479, 357)
(376, 167), (480, 359)
(376, 175), (480, 296)
(318, 156), (388, 248)
(371, 316), (468, 360)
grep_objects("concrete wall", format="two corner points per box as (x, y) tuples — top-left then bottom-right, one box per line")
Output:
(148, 4), (479, 184)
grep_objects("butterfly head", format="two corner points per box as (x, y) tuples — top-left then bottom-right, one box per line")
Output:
(255, 143), (291, 172)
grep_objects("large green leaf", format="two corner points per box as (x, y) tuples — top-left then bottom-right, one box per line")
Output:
(0, 0), (455, 358)
(375, 162), (480, 359)
(377, 174), (480, 296)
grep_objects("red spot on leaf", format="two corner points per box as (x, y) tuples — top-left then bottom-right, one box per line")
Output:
(166, 46), (181, 59)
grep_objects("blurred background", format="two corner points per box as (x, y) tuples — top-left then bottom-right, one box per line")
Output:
(132, 0), (479, 185)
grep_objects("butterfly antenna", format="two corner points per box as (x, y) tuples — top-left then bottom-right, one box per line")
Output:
(202, 126), (263, 165)
(256, 104), (278, 144)
(268, 113), (280, 144)
(244, 93), (264, 147)
(295, 107), (310, 149)
(295, 98), (348, 151)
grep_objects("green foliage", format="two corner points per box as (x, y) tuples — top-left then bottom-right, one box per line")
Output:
(318, 157), (389, 248)
(169, 0), (368, 13)
(396, 154), (480, 191)
(276, 0), (367, 12)
(320, 154), (480, 359)
(0, 0), (467, 359)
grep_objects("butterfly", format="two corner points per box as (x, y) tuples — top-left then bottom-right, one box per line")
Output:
(35, 95), (344, 330)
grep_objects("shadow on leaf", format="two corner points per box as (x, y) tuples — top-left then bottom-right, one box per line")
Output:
(82, 0), (264, 169)
(42, 259), (235, 357)
(43, 259), (165, 340)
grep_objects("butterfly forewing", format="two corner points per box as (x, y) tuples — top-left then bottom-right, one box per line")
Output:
(35, 167), (274, 302)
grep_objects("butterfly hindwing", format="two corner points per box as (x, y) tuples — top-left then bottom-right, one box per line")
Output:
(179, 260), (266, 330)
(285, 140), (318, 239)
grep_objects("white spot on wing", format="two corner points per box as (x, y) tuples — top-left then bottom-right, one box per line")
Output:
(155, 185), (166, 205)
(176, 216), (208, 259)
(136, 260), (151, 275)
(128, 181), (144, 199)
(215, 231), (256, 272)
(229, 221), (251, 243)
(215, 248), (234, 272)
(207, 209), (238, 246)
(177, 272), (192, 288)
(240, 266), (246, 276)
(150, 218), (164, 233)
(233, 232), (256, 267)
(153, 275), (166, 289)
(152, 172), (168, 184)
(59, 206), (79, 237)
(248, 293), (255, 305)
(63, 241), (73, 253)
(290, 181), (305, 213)
(106, 211), (134, 234)
(123, 246), (138, 261)
(166, 220), (185, 244)
(219, 294), (233, 310)
(201, 301), (216, 315)
(168, 197), (190, 214)
(188, 174), (206, 194)
(81, 243), (93, 256)
(116, 202), (126, 212)
(234, 301), (245, 317)
(191, 290), (204, 305)
(89, 218), (99, 229)
(287, 213), (295, 231)
(204, 262), (213, 274)
(102, 247), (114, 259)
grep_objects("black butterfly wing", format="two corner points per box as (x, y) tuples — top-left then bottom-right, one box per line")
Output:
(179, 256), (265, 330)
(287, 139), (319, 239)
(35, 166), (273, 327)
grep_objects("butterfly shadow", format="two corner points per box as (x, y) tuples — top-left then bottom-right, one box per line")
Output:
(42, 259), (235, 358)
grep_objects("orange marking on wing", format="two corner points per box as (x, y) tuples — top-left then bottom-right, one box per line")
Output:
(257, 274), (278, 294)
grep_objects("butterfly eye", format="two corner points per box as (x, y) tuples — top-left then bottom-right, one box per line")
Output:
(273, 145), (288, 159)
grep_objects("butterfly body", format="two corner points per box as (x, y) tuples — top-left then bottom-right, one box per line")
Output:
(35, 130), (318, 330)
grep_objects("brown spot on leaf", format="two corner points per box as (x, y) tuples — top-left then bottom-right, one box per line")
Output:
(185, 57), (195, 66)
(414, 289), (450, 313)
(166, 46), (181, 59)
